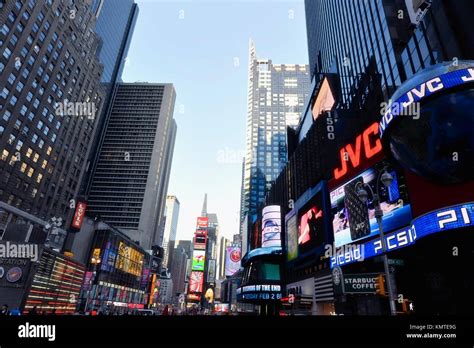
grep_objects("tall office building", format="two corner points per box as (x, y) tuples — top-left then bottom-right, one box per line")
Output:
(239, 39), (310, 244)
(87, 83), (177, 249)
(82, 0), (138, 195)
(0, 0), (105, 237)
(170, 240), (192, 296)
(161, 195), (180, 268)
(304, 0), (474, 106)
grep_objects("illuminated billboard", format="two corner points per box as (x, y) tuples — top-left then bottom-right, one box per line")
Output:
(262, 206), (281, 248)
(71, 201), (87, 230)
(312, 77), (336, 120)
(331, 202), (474, 268)
(115, 242), (144, 276)
(24, 249), (85, 314)
(191, 250), (205, 271)
(330, 161), (412, 248)
(189, 271), (204, 293)
(225, 246), (241, 276)
(297, 190), (326, 257)
(193, 232), (207, 250)
(196, 217), (209, 229)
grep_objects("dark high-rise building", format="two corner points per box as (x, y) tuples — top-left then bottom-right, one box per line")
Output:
(170, 240), (192, 296)
(0, 0), (105, 235)
(87, 83), (177, 250)
(82, 0), (138, 196)
(305, 0), (474, 105)
(90, 0), (138, 85)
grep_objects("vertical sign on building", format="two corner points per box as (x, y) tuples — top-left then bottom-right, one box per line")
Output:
(262, 206), (282, 247)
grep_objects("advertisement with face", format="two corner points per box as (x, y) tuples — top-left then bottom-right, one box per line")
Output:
(225, 246), (241, 276)
(189, 271), (204, 293)
(191, 250), (205, 271)
(298, 192), (325, 252)
(330, 162), (412, 248)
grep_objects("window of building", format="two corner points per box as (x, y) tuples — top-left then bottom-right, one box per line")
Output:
(2, 110), (12, 121)
(3, 47), (12, 59)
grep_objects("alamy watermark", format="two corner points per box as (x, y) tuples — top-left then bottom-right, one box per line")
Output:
(54, 100), (97, 120)
(380, 99), (420, 120)
(0, 241), (39, 262)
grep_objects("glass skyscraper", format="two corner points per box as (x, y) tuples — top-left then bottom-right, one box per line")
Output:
(239, 39), (310, 245)
(82, 0), (138, 196)
(305, 0), (474, 106)
(90, 0), (138, 84)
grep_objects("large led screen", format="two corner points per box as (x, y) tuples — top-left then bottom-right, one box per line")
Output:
(297, 191), (325, 252)
(191, 250), (206, 271)
(225, 246), (241, 276)
(330, 162), (412, 248)
(189, 271), (204, 293)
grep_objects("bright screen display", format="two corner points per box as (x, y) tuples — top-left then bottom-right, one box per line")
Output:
(330, 162), (412, 248)
(297, 191), (325, 252)
(191, 250), (205, 271)
(189, 271), (204, 293)
(225, 246), (241, 276)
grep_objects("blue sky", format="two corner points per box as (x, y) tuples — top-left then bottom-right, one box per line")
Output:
(122, 0), (308, 241)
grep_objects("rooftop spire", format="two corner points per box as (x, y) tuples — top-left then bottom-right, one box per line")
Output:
(201, 193), (207, 216)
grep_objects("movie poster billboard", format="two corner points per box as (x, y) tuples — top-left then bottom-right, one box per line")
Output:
(225, 246), (241, 277)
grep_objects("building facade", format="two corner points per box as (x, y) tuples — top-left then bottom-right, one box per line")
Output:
(169, 241), (190, 297)
(239, 39), (310, 251)
(87, 83), (177, 250)
(0, 0), (105, 240)
(161, 195), (180, 268)
(81, 0), (138, 196)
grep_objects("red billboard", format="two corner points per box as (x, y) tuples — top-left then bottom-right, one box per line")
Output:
(196, 217), (209, 229)
(189, 271), (204, 293)
(71, 201), (87, 230)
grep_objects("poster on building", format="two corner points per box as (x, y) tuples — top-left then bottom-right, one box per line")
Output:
(189, 271), (204, 293)
(225, 246), (241, 277)
(207, 259), (216, 283)
(262, 205), (281, 248)
(192, 250), (205, 271)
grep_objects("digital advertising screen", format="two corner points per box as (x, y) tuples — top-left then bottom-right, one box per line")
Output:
(189, 271), (204, 293)
(191, 250), (206, 271)
(225, 246), (241, 276)
(286, 213), (298, 261)
(193, 233), (207, 250)
(297, 191), (325, 252)
(330, 161), (412, 248)
(196, 217), (209, 229)
(262, 205), (281, 248)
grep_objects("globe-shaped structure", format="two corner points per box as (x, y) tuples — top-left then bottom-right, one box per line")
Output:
(381, 61), (474, 184)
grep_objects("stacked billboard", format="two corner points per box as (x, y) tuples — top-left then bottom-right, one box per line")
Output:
(225, 246), (241, 277)
(187, 217), (208, 302)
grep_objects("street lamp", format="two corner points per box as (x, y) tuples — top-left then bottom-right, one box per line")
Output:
(355, 167), (397, 316)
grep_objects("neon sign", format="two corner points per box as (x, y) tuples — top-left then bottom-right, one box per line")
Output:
(379, 67), (474, 137)
(330, 202), (474, 268)
(333, 122), (383, 181)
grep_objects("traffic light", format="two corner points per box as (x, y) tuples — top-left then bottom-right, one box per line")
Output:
(376, 274), (386, 296)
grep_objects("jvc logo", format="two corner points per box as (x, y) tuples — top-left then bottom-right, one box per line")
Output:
(18, 323), (56, 342)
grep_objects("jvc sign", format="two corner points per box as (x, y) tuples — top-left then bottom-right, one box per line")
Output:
(379, 67), (474, 138)
(331, 202), (474, 268)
